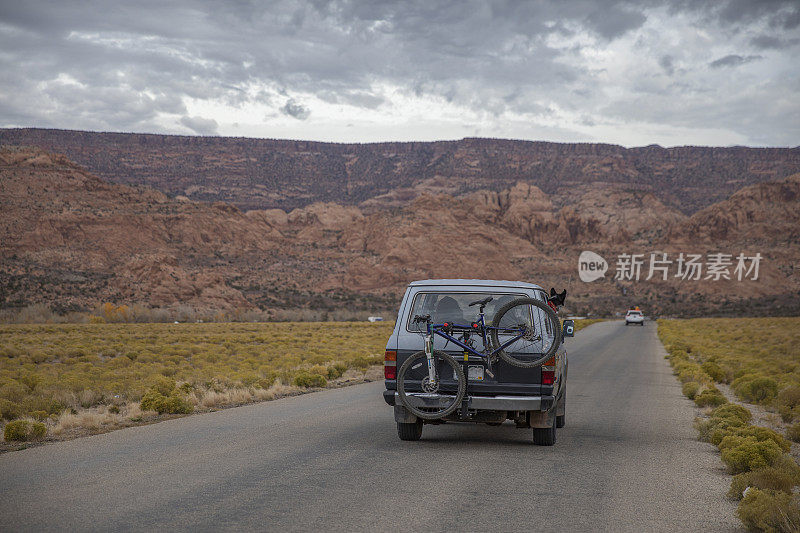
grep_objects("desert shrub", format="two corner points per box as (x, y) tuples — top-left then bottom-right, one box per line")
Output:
(77, 389), (103, 409)
(728, 456), (800, 500)
(0, 399), (22, 420)
(777, 386), (800, 422)
(695, 404), (751, 442)
(256, 376), (276, 389)
(695, 388), (727, 408)
(667, 340), (691, 353)
(293, 373), (327, 388)
(787, 423), (800, 443)
(140, 389), (193, 414)
(351, 354), (381, 370)
(151, 376), (177, 396)
(711, 425), (791, 452)
(3, 419), (46, 441)
(668, 349), (689, 361)
(737, 489), (800, 533)
(701, 361), (726, 383)
(159, 394), (193, 414)
(309, 364), (328, 377)
(713, 404), (753, 422)
(327, 362), (348, 380)
(682, 381), (700, 400)
(778, 405), (800, 424)
(0, 380), (28, 402)
(733, 375), (779, 404)
(140, 378), (192, 414)
(677, 366), (707, 385)
(719, 435), (783, 474)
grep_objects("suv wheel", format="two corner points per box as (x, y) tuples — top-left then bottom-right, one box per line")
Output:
(397, 420), (423, 441)
(532, 416), (557, 446)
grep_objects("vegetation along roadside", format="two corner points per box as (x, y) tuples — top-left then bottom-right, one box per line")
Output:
(0, 316), (596, 450)
(0, 322), (392, 450)
(658, 317), (800, 532)
(572, 319), (603, 332)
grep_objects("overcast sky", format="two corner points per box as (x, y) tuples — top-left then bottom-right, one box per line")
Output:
(1, 0), (798, 146)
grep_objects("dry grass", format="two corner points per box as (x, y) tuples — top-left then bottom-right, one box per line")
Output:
(658, 318), (800, 411)
(572, 318), (603, 332)
(659, 318), (800, 532)
(0, 321), (392, 443)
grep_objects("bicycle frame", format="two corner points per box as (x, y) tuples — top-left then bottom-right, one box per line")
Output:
(419, 309), (528, 381)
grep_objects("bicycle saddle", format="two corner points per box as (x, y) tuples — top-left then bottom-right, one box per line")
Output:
(468, 296), (493, 307)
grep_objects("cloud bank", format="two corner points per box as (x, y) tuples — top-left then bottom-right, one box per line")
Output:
(0, 0), (798, 146)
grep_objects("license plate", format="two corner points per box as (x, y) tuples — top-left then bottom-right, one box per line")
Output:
(453, 365), (485, 381)
(468, 365), (484, 381)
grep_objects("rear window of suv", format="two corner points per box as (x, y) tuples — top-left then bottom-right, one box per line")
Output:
(406, 291), (534, 332)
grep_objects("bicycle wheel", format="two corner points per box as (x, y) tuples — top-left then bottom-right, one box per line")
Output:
(489, 298), (561, 368)
(397, 350), (466, 420)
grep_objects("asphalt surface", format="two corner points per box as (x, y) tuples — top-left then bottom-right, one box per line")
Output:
(0, 321), (742, 532)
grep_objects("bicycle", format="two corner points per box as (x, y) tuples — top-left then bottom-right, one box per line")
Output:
(397, 296), (561, 420)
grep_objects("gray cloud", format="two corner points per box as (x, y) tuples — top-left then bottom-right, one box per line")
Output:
(180, 115), (219, 135)
(709, 54), (763, 68)
(750, 35), (785, 49)
(750, 34), (800, 49)
(0, 0), (798, 146)
(658, 55), (674, 76)
(281, 99), (310, 120)
(584, 5), (647, 40)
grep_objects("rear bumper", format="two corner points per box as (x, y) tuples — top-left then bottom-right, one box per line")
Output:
(384, 390), (553, 412)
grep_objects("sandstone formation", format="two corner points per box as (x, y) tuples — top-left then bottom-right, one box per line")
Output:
(1, 145), (799, 317)
(3, 128), (800, 215)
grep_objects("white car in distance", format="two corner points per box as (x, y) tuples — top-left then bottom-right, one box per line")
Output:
(625, 310), (645, 326)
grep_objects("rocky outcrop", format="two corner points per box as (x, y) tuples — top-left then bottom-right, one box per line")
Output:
(0, 148), (282, 310)
(1, 147), (799, 316)
(555, 184), (686, 243)
(673, 174), (800, 243)
(3, 128), (800, 214)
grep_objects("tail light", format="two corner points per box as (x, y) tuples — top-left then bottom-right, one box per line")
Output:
(384, 350), (397, 380)
(541, 355), (556, 386)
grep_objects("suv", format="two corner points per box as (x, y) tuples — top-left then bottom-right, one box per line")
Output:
(382, 279), (572, 445)
(625, 309), (644, 326)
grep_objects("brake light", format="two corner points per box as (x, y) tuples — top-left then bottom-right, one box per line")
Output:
(384, 350), (397, 380)
(541, 355), (556, 386)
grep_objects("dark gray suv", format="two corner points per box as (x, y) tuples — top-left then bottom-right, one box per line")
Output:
(382, 279), (572, 445)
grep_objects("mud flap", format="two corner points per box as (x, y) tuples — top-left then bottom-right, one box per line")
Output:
(394, 404), (419, 423)
(528, 408), (556, 429)
(557, 387), (566, 417)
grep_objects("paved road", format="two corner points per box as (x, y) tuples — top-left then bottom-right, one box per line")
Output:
(1, 321), (741, 532)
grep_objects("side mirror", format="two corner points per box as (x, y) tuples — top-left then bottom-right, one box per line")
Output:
(562, 319), (575, 338)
